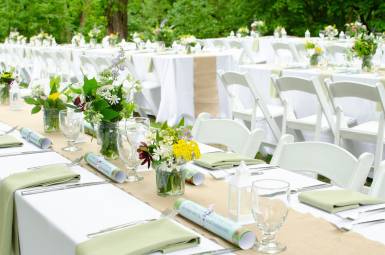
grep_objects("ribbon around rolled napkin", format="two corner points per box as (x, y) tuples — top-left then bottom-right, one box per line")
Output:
(76, 218), (200, 255)
(298, 189), (384, 213)
(0, 165), (80, 255)
(0, 135), (23, 148)
(193, 152), (264, 170)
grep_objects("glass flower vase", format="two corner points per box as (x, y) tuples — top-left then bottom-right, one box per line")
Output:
(43, 108), (60, 133)
(97, 121), (119, 160)
(310, 54), (319, 66)
(0, 83), (10, 105)
(361, 55), (373, 72)
(155, 164), (185, 197)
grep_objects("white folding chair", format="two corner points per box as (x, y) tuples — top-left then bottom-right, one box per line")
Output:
(79, 55), (98, 78)
(271, 41), (302, 65)
(272, 75), (355, 141)
(218, 71), (282, 144)
(369, 161), (385, 199)
(324, 44), (348, 66)
(271, 134), (374, 191)
(327, 80), (385, 175)
(192, 112), (264, 158)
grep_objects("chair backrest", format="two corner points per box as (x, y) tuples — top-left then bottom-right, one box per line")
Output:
(271, 42), (301, 63)
(369, 161), (385, 199)
(272, 75), (335, 137)
(325, 44), (348, 64)
(218, 71), (281, 141)
(294, 42), (307, 62)
(192, 113), (264, 158)
(271, 134), (374, 191)
(229, 40), (242, 49)
(213, 40), (226, 49)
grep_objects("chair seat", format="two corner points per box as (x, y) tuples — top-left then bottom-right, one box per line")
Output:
(233, 104), (284, 121)
(288, 114), (356, 132)
(340, 121), (383, 142)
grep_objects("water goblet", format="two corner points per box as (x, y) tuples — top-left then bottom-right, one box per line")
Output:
(117, 117), (150, 182)
(59, 110), (83, 152)
(251, 179), (290, 254)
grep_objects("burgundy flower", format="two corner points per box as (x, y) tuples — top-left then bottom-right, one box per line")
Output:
(73, 96), (85, 111)
(137, 142), (152, 168)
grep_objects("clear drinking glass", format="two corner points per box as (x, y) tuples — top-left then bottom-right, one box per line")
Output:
(59, 110), (83, 152)
(319, 30), (325, 39)
(251, 179), (290, 254)
(117, 117), (150, 182)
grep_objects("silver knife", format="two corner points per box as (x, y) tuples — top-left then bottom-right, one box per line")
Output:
(0, 149), (52, 158)
(190, 248), (239, 255)
(21, 181), (109, 196)
(262, 183), (332, 197)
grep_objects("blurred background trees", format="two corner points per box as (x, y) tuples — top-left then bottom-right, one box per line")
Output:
(0, 0), (384, 43)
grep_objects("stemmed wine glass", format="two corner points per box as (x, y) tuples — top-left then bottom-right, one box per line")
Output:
(117, 117), (150, 182)
(59, 109), (83, 152)
(251, 179), (290, 254)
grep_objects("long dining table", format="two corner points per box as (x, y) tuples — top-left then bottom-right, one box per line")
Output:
(2, 104), (385, 255)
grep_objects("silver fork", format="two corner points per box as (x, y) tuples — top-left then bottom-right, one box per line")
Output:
(0, 125), (18, 136)
(27, 156), (84, 171)
(342, 206), (385, 220)
(334, 218), (385, 231)
(87, 208), (177, 238)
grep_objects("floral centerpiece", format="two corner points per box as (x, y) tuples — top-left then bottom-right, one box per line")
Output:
(352, 34), (377, 71)
(17, 35), (27, 44)
(71, 32), (85, 47)
(0, 71), (15, 104)
(179, 35), (197, 54)
(88, 26), (102, 45)
(8, 30), (20, 44)
(305, 41), (323, 66)
(324, 25), (338, 39)
(69, 51), (141, 159)
(137, 120), (201, 196)
(132, 32), (144, 47)
(250, 20), (266, 36)
(237, 26), (249, 37)
(153, 25), (174, 48)
(274, 26), (287, 38)
(24, 76), (68, 132)
(345, 21), (367, 38)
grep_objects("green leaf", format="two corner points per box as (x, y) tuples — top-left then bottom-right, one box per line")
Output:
(92, 99), (110, 111)
(100, 108), (120, 121)
(83, 77), (98, 95)
(31, 105), (41, 114)
(177, 117), (185, 128)
(24, 97), (37, 105)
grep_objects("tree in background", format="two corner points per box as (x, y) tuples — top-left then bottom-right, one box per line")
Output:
(105, 0), (128, 39)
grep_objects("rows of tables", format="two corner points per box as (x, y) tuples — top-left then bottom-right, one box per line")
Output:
(2, 105), (385, 254)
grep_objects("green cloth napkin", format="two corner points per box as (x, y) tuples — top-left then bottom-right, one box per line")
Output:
(0, 135), (23, 148)
(0, 164), (80, 255)
(76, 218), (200, 255)
(193, 152), (264, 170)
(298, 189), (384, 213)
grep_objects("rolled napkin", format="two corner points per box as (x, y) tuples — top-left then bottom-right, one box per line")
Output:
(76, 218), (200, 255)
(182, 166), (205, 186)
(0, 165), (80, 255)
(0, 135), (23, 148)
(298, 189), (384, 213)
(174, 198), (256, 250)
(193, 152), (264, 170)
(20, 127), (52, 149)
(85, 153), (126, 183)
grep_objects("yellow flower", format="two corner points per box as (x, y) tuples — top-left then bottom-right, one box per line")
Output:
(315, 46), (323, 55)
(173, 139), (201, 162)
(48, 92), (60, 101)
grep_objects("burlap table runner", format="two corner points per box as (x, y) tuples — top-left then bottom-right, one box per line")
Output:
(1, 105), (385, 254)
(193, 55), (219, 117)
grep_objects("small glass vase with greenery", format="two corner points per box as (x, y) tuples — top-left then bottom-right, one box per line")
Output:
(179, 35), (197, 54)
(0, 70), (15, 105)
(237, 26), (249, 37)
(24, 76), (68, 133)
(153, 24), (175, 48)
(137, 120), (201, 196)
(305, 41), (323, 66)
(352, 35), (377, 72)
(70, 70), (141, 159)
(250, 20), (266, 37)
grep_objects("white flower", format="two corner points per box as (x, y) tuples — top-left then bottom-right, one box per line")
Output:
(59, 94), (67, 102)
(153, 145), (173, 161)
(108, 94), (120, 105)
(31, 85), (45, 98)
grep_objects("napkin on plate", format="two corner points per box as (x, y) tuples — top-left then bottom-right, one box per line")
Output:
(298, 189), (384, 213)
(76, 218), (200, 255)
(0, 135), (23, 148)
(0, 165), (80, 255)
(193, 152), (264, 170)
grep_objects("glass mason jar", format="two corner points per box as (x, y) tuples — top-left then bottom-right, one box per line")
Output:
(0, 83), (10, 105)
(43, 108), (60, 133)
(155, 163), (185, 197)
(97, 121), (119, 160)
(90, 38), (97, 48)
(361, 55), (373, 72)
(310, 54), (320, 66)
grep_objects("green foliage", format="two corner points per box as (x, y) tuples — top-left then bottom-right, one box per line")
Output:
(353, 35), (378, 57)
(1, 0), (385, 42)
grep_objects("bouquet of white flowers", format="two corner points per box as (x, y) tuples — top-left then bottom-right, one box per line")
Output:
(251, 20), (266, 35)
(324, 25), (338, 39)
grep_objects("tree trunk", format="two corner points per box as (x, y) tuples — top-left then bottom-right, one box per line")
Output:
(106, 0), (128, 40)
